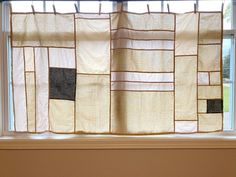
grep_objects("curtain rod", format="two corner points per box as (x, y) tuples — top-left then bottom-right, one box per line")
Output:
(3, 0), (205, 1)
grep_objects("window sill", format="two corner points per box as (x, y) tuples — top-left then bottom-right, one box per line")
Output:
(0, 132), (236, 149)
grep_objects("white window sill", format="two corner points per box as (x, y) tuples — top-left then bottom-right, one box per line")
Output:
(0, 132), (236, 149)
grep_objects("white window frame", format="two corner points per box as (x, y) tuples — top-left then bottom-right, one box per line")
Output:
(1, 0), (236, 150)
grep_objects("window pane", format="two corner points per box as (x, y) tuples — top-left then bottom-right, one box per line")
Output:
(11, 1), (44, 12)
(223, 37), (234, 130)
(80, 1), (113, 13)
(164, 1), (196, 13)
(128, 1), (161, 13)
(46, 1), (77, 13)
(223, 38), (233, 81)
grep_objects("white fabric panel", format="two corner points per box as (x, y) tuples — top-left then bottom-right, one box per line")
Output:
(35, 48), (49, 132)
(111, 72), (173, 82)
(112, 29), (174, 40)
(24, 47), (34, 71)
(111, 82), (173, 91)
(112, 39), (174, 50)
(25, 73), (36, 132)
(12, 48), (27, 131)
(198, 72), (209, 85)
(49, 48), (75, 69)
(175, 121), (197, 133)
(76, 18), (110, 74)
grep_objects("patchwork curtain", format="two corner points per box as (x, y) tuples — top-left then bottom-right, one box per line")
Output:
(11, 10), (223, 134)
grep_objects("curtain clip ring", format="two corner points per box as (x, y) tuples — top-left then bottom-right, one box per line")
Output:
(147, 4), (150, 14)
(53, 4), (57, 15)
(31, 5), (35, 15)
(99, 2), (102, 15)
(74, 3), (79, 13)
(167, 4), (170, 13)
(194, 3), (197, 13)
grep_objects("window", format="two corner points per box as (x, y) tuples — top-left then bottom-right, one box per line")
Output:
(1, 0), (236, 135)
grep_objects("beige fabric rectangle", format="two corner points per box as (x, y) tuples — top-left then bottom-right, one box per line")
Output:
(199, 13), (221, 44)
(76, 75), (110, 133)
(210, 72), (221, 85)
(12, 14), (74, 47)
(198, 45), (221, 71)
(35, 48), (49, 132)
(112, 49), (173, 72)
(111, 13), (175, 31)
(12, 48), (27, 131)
(111, 29), (174, 40)
(175, 13), (198, 55)
(175, 56), (197, 120)
(24, 47), (34, 72)
(49, 99), (74, 132)
(25, 73), (36, 132)
(76, 18), (110, 74)
(198, 86), (221, 99)
(111, 92), (174, 134)
(199, 113), (222, 132)
(198, 100), (207, 113)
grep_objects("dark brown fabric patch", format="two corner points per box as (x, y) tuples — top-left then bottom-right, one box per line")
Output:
(207, 99), (223, 113)
(49, 67), (76, 101)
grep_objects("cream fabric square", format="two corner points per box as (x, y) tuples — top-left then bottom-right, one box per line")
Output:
(210, 72), (221, 85)
(199, 114), (222, 132)
(198, 45), (221, 71)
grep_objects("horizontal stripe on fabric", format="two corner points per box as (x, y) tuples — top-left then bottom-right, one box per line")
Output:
(111, 39), (174, 50)
(111, 29), (174, 40)
(111, 82), (174, 91)
(111, 72), (173, 82)
(111, 27), (174, 32)
(111, 48), (174, 51)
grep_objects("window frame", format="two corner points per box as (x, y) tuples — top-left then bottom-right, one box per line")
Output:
(1, 1), (236, 149)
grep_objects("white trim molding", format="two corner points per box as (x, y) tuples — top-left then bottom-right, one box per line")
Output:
(0, 133), (236, 149)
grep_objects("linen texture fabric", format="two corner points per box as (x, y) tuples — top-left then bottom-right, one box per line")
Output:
(11, 11), (223, 134)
